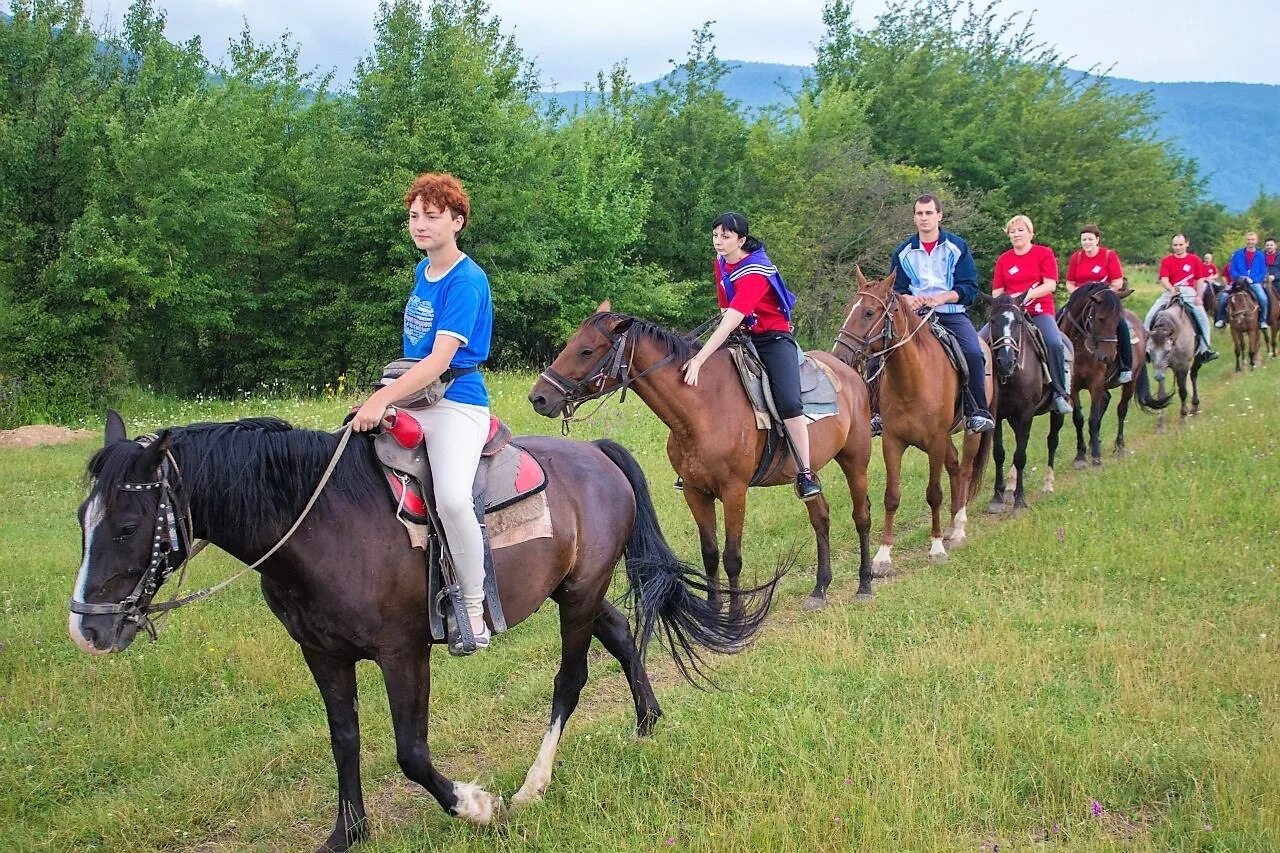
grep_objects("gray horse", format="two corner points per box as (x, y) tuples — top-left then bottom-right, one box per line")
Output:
(1147, 298), (1203, 432)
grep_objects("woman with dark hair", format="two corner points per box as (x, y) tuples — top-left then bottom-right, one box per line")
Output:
(681, 212), (821, 501)
(1065, 224), (1133, 383)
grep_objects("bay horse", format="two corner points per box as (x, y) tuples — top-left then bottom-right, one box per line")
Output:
(1265, 279), (1280, 358)
(528, 303), (874, 611)
(1057, 283), (1170, 467)
(1147, 295), (1204, 431)
(979, 293), (1066, 511)
(70, 412), (776, 853)
(832, 269), (992, 574)
(1225, 277), (1261, 371)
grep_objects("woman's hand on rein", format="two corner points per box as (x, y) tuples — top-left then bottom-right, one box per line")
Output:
(351, 395), (390, 432)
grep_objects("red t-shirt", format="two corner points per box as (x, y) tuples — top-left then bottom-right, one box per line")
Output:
(1266, 251), (1278, 274)
(1066, 247), (1123, 285)
(1204, 263), (1219, 280)
(1246, 250), (1257, 268)
(715, 256), (791, 333)
(1158, 253), (1204, 288)
(921, 239), (938, 254)
(993, 244), (1058, 316)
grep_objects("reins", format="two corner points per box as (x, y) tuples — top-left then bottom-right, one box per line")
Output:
(833, 288), (937, 383)
(70, 423), (356, 641)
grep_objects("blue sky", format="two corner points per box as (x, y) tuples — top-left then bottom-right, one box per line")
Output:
(79, 0), (1277, 89)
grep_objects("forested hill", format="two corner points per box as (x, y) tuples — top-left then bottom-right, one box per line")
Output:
(543, 61), (1280, 211)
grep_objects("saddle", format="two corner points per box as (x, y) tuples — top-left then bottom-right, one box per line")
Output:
(927, 319), (996, 433)
(373, 412), (549, 642)
(727, 339), (841, 486)
(1021, 318), (1075, 390)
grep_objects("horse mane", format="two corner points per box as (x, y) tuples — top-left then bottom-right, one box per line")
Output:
(593, 311), (701, 362)
(87, 417), (384, 533)
(1063, 282), (1121, 321)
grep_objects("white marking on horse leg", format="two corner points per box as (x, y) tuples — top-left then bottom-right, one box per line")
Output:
(69, 496), (110, 655)
(1004, 468), (1017, 498)
(1042, 468), (1055, 493)
(513, 719), (563, 807)
(949, 507), (968, 546)
(928, 537), (948, 562)
(451, 781), (504, 825)
(872, 544), (893, 571)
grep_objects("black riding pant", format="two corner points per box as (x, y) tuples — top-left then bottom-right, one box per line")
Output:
(751, 331), (804, 419)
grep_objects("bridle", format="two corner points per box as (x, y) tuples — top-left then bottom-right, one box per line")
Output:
(988, 304), (1025, 383)
(833, 288), (936, 383)
(1061, 291), (1118, 360)
(69, 424), (355, 641)
(537, 314), (716, 432)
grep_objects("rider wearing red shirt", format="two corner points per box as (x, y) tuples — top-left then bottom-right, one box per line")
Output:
(992, 214), (1072, 414)
(1064, 224), (1132, 382)
(1147, 234), (1217, 361)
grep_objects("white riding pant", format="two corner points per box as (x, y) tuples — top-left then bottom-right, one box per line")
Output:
(410, 398), (490, 622)
(1145, 285), (1211, 351)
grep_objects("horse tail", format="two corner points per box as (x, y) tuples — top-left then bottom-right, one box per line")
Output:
(966, 426), (993, 504)
(591, 438), (781, 685)
(1134, 361), (1174, 412)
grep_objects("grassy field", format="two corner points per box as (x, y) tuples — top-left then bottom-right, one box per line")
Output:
(3, 276), (1278, 851)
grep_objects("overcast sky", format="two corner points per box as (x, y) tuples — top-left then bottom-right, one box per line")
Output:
(80, 0), (1276, 89)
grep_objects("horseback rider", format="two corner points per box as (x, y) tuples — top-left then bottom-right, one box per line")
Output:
(681, 212), (822, 501)
(1265, 236), (1279, 298)
(351, 172), (495, 654)
(1065, 224), (1134, 383)
(1216, 231), (1271, 329)
(1145, 233), (1219, 362)
(993, 215), (1074, 414)
(868, 193), (994, 436)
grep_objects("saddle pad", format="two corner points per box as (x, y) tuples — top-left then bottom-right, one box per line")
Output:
(728, 346), (839, 429)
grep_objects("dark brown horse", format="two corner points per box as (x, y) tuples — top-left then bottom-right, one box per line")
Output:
(979, 292), (1066, 510)
(70, 413), (775, 852)
(528, 305), (874, 610)
(1265, 279), (1280, 358)
(1057, 283), (1170, 467)
(1226, 277), (1262, 371)
(832, 269), (992, 574)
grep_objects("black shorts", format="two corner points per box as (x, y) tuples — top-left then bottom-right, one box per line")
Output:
(751, 331), (804, 419)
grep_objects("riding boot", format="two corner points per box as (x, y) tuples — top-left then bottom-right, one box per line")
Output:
(1050, 349), (1073, 412)
(1116, 316), (1133, 383)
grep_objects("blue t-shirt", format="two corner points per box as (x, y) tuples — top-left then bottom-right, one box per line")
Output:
(402, 254), (492, 406)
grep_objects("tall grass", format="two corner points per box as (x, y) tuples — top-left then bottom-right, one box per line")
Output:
(2, 288), (1276, 851)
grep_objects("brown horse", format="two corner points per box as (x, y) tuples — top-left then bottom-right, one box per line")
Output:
(1056, 283), (1170, 467)
(832, 269), (992, 574)
(1265, 279), (1280, 358)
(528, 304), (874, 610)
(1226, 277), (1262, 371)
(71, 413), (776, 852)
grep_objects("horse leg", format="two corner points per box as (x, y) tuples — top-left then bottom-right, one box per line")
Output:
(834, 448), (873, 601)
(1190, 363), (1201, 414)
(720, 485), (748, 623)
(943, 439), (969, 547)
(1177, 370), (1189, 419)
(925, 444), (948, 563)
(513, 593), (600, 806)
(988, 415), (1009, 513)
(1044, 410), (1063, 493)
(1011, 417), (1031, 510)
(379, 651), (503, 826)
(301, 648), (368, 853)
(1072, 395), (1088, 468)
(1155, 371), (1167, 433)
(683, 489), (721, 611)
(801, 493), (833, 610)
(1113, 386), (1131, 456)
(873, 436), (905, 575)
(592, 600), (662, 737)
(1089, 389), (1109, 465)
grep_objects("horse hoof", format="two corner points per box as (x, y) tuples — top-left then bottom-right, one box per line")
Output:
(942, 526), (955, 539)
(948, 533), (968, 550)
(1114, 448), (1127, 458)
(986, 500), (1008, 514)
(801, 595), (827, 611)
(1091, 458), (1103, 467)
(511, 789), (542, 809)
(1072, 459), (1087, 470)
(855, 591), (873, 603)
(871, 561), (892, 578)
(928, 550), (949, 564)
(453, 783), (505, 826)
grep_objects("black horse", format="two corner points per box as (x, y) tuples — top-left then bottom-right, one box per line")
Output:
(980, 293), (1066, 511)
(69, 413), (776, 852)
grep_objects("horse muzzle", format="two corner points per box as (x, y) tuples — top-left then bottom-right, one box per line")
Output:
(68, 608), (139, 655)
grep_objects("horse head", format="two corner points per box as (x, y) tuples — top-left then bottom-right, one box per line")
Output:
(1062, 282), (1122, 365)
(1227, 278), (1259, 327)
(987, 292), (1023, 382)
(833, 267), (898, 365)
(70, 412), (194, 654)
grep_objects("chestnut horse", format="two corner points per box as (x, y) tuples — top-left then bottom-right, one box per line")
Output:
(529, 305), (874, 611)
(70, 413), (776, 852)
(1057, 283), (1170, 467)
(832, 269), (992, 574)
(979, 292), (1066, 510)
(1225, 277), (1262, 371)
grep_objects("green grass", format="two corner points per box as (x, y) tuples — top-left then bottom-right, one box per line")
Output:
(3, 301), (1278, 851)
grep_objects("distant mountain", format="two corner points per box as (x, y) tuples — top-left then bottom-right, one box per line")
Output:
(540, 61), (1279, 212)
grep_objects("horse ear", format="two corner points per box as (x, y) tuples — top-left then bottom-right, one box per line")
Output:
(132, 430), (172, 478)
(596, 299), (612, 314)
(855, 266), (869, 291)
(611, 314), (636, 333)
(105, 410), (126, 446)
(883, 268), (897, 290)
(977, 291), (993, 306)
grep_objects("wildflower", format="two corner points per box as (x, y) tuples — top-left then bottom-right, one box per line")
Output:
(1090, 800), (1103, 817)
(664, 837), (676, 846)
